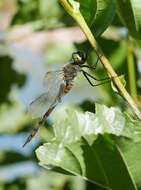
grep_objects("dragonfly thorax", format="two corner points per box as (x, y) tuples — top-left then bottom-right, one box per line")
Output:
(63, 63), (80, 82)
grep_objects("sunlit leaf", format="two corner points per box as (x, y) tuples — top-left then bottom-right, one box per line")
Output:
(36, 104), (141, 189)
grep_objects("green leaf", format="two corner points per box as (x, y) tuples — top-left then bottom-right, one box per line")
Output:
(117, 0), (141, 39)
(77, 0), (116, 37)
(91, 0), (116, 37)
(36, 104), (141, 190)
(76, 0), (97, 26)
(116, 137), (141, 190)
(97, 38), (128, 69)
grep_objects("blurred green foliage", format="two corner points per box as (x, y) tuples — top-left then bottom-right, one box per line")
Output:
(0, 56), (25, 104)
(12, 0), (40, 24)
(12, 0), (74, 30)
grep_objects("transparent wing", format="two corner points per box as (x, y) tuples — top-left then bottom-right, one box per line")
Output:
(28, 70), (64, 118)
(43, 70), (63, 89)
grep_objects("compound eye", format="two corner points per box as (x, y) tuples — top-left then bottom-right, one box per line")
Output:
(78, 51), (87, 60)
(72, 52), (78, 59)
(72, 51), (87, 64)
(79, 51), (87, 62)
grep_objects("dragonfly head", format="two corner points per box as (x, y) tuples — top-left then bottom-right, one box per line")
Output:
(72, 51), (87, 65)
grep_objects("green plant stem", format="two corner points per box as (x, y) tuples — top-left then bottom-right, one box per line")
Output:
(59, 0), (141, 120)
(127, 41), (138, 101)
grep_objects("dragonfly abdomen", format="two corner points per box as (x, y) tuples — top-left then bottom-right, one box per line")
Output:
(64, 82), (73, 94)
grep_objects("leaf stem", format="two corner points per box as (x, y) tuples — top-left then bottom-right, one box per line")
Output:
(127, 41), (138, 101)
(59, 0), (141, 120)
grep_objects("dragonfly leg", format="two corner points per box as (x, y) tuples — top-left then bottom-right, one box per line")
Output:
(82, 70), (111, 87)
(89, 54), (103, 69)
(82, 70), (110, 81)
(81, 55), (100, 70)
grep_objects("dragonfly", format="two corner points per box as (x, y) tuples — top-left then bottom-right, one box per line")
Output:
(23, 51), (110, 147)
